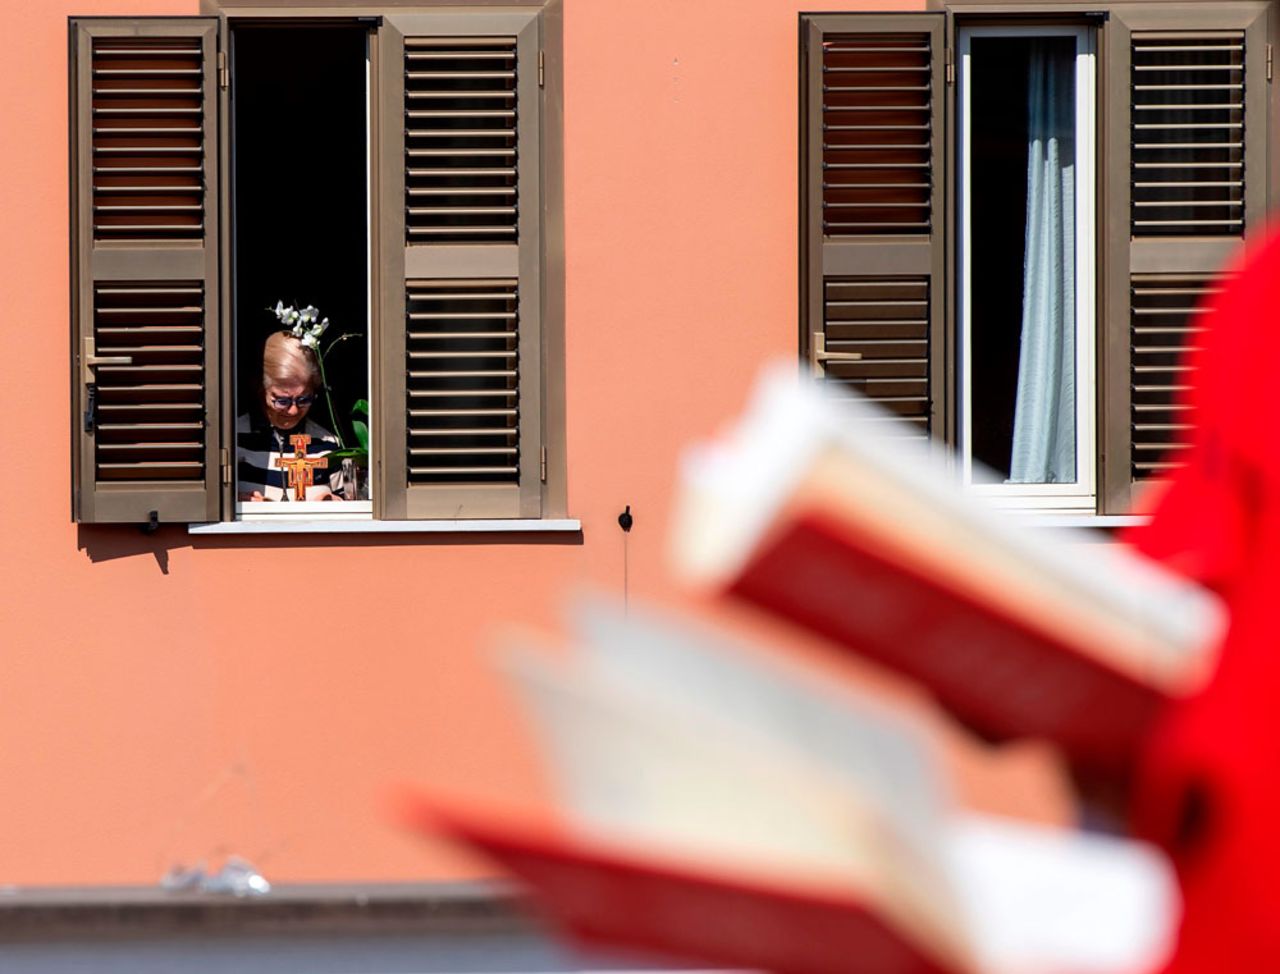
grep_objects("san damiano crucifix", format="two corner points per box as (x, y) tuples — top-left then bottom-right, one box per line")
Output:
(274, 433), (329, 501)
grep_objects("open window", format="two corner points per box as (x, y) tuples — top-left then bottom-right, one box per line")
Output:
(231, 22), (373, 519)
(70, 4), (564, 527)
(958, 26), (1096, 511)
(800, 3), (1271, 517)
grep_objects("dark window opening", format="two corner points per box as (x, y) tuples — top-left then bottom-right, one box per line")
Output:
(969, 37), (1032, 479)
(231, 23), (369, 500)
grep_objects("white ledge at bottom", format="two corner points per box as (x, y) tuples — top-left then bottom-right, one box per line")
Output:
(1025, 514), (1150, 529)
(188, 518), (582, 536)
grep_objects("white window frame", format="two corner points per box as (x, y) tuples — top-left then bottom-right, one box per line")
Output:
(234, 25), (374, 522)
(957, 24), (1097, 513)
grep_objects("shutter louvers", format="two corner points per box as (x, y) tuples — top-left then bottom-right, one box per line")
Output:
(406, 279), (520, 484)
(1131, 31), (1246, 237)
(804, 15), (944, 442)
(822, 33), (933, 236)
(91, 35), (206, 242)
(821, 277), (930, 438)
(71, 19), (221, 525)
(1129, 275), (1220, 482)
(404, 38), (518, 244)
(1105, 5), (1267, 513)
(92, 283), (206, 482)
(381, 11), (543, 519)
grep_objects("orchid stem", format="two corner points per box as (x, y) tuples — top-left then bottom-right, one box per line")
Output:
(315, 350), (346, 450)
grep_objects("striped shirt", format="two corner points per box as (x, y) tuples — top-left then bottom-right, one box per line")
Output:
(236, 412), (345, 501)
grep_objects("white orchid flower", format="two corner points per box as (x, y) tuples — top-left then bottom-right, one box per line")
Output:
(272, 302), (329, 346)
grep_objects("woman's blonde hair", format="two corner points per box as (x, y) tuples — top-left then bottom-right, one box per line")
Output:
(262, 331), (321, 391)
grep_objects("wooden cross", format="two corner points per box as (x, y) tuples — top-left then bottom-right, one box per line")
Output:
(274, 433), (329, 501)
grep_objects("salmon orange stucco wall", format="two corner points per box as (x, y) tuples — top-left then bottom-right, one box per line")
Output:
(0, 0), (927, 886)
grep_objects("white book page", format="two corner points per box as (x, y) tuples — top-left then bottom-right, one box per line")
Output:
(499, 644), (891, 892)
(569, 595), (947, 855)
(944, 814), (1179, 974)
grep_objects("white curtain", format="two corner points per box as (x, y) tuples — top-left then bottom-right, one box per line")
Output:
(1009, 40), (1076, 484)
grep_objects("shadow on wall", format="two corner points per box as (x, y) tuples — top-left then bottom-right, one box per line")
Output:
(75, 525), (586, 574)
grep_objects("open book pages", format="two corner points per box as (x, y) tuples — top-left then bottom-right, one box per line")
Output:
(498, 642), (969, 969)
(566, 595), (947, 856)
(490, 597), (1179, 974)
(671, 365), (1225, 696)
(944, 814), (1179, 974)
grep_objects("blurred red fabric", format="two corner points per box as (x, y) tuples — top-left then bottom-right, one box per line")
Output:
(1126, 227), (1280, 972)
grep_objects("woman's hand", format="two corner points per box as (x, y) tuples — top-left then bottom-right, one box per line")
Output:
(238, 490), (266, 502)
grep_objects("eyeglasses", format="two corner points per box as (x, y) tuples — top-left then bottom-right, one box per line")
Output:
(269, 394), (317, 409)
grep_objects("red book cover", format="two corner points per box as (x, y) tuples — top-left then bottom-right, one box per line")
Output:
(732, 510), (1165, 771)
(671, 369), (1225, 773)
(402, 793), (964, 974)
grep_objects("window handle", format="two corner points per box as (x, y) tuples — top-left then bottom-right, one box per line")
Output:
(83, 383), (98, 433)
(81, 336), (132, 385)
(809, 331), (862, 377)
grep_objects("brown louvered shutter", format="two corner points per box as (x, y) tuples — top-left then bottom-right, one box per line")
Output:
(71, 19), (222, 524)
(802, 15), (945, 443)
(1129, 274), (1223, 482)
(379, 11), (542, 519)
(1131, 31), (1247, 237)
(1102, 3), (1268, 513)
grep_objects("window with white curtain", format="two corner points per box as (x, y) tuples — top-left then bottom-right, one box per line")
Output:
(801, 5), (1270, 518)
(958, 26), (1096, 511)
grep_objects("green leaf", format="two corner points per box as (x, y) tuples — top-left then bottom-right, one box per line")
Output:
(351, 399), (370, 419)
(327, 448), (368, 463)
(353, 419), (369, 453)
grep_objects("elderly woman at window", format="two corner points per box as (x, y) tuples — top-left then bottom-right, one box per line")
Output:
(237, 331), (344, 501)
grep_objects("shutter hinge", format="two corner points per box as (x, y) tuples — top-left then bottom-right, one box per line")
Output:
(218, 50), (229, 90)
(540, 446), (547, 483)
(1268, 44), (1273, 82)
(538, 50), (545, 88)
(945, 47), (955, 86)
(221, 447), (231, 485)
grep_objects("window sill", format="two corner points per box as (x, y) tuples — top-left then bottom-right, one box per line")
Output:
(187, 518), (582, 536)
(0, 880), (530, 940)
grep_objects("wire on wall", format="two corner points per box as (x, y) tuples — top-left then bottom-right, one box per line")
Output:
(618, 505), (633, 614)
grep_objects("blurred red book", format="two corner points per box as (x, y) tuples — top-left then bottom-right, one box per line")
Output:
(405, 793), (962, 974)
(671, 368), (1226, 772)
(405, 596), (1180, 974)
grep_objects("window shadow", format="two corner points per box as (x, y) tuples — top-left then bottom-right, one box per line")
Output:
(76, 525), (191, 573)
(76, 523), (585, 572)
